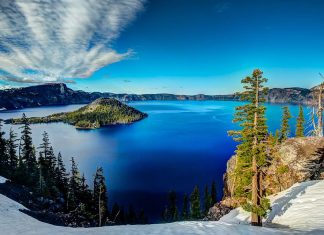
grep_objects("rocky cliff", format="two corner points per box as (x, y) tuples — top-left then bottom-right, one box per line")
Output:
(223, 137), (324, 201)
(0, 83), (320, 110)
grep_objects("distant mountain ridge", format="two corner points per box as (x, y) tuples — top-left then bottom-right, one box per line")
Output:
(0, 83), (318, 110)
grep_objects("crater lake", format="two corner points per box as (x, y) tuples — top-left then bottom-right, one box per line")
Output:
(0, 101), (310, 221)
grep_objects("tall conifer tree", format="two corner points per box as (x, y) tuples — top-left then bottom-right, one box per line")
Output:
(211, 180), (217, 205)
(228, 69), (270, 226)
(203, 185), (212, 215)
(190, 186), (201, 219)
(0, 120), (8, 176)
(93, 167), (108, 226)
(67, 157), (82, 211)
(7, 128), (18, 174)
(280, 106), (292, 142)
(296, 105), (305, 137)
(181, 193), (189, 220)
(19, 114), (37, 185)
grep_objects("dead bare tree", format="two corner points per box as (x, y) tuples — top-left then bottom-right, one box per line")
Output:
(312, 73), (324, 137)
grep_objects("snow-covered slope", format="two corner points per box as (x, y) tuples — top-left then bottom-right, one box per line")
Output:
(221, 180), (324, 234)
(1, 177), (324, 235)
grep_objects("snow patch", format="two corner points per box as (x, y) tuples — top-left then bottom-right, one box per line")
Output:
(221, 180), (324, 234)
(1, 178), (324, 234)
(0, 176), (8, 183)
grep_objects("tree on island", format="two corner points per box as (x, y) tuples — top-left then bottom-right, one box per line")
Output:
(296, 105), (305, 137)
(228, 69), (270, 226)
(279, 106), (292, 142)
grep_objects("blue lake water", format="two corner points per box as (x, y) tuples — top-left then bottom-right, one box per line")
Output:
(0, 101), (312, 221)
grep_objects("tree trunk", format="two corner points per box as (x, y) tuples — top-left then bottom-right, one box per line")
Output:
(99, 185), (102, 227)
(251, 77), (262, 226)
(318, 84), (323, 137)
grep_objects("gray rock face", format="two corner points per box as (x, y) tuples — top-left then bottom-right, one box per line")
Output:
(276, 137), (324, 181)
(205, 203), (232, 221)
(223, 137), (324, 201)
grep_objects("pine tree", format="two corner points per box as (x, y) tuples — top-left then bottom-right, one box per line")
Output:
(38, 132), (57, 197)
(165, 190), (179, 222)
(19, 113), (38, 185)
(78, 173), (93, 219)
(7, 128), (18, 175)
(204, 185), (212, 215)
(93, 167), (108, 226)
(190, 186), (201, 219)
(55, 152), (69, 199)
(38, 152), (46, 194)
(296, 105), (305, 137)
(181, 193), (189, 220)
(228, 69), (270, 226)
(138, 209), (148, 224)
(67, 157), (82, 211)
(111, 203), (121, 224)
(127, 205), (137, 224)
(0, 120), (8, 176)
(38, 131), (51, 160)
(211, 180), (217, 205)
(280, 106), (292, 142)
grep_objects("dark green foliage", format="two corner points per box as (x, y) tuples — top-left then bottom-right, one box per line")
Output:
(204, 185), (212, 215)
(190, 186), (201, 219)
(37, 132), (58, 197)
(9, 98), (147, 129)
(127, 205), (137, 224)
(7, 128), (18, 174)
(138, 209), (148, 224)
(181, 193), (189, 220)
(111, 203), (121, 224)
(93, 167), (108, 226)
(296, 105), (305, 137)
(0, 120), (8, 176)
(19, 113), (38, 186)
(280, 106), (292, 142)
(67, 157), (82, 211)
(55, 152), (69, 199)
(211, 180), (217, 205)
(163, 190), (179, 222)
(228, 69), (270, 221)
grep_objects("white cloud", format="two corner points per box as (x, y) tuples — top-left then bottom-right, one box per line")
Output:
(0, 0), (144, 83)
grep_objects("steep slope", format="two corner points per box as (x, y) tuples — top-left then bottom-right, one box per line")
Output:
(7, 98), (148, 129)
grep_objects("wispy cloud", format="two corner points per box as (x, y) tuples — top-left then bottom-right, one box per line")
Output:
(0, 0), (144, 83)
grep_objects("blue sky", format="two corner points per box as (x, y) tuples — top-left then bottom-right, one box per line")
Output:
(1, 0), (324, 94)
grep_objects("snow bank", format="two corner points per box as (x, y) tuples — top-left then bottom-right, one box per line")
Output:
(0, 194), (286, 235)
(0, 176), (8, 183)
(221, 180), (324, 234)
(1, 179), (324, 234)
